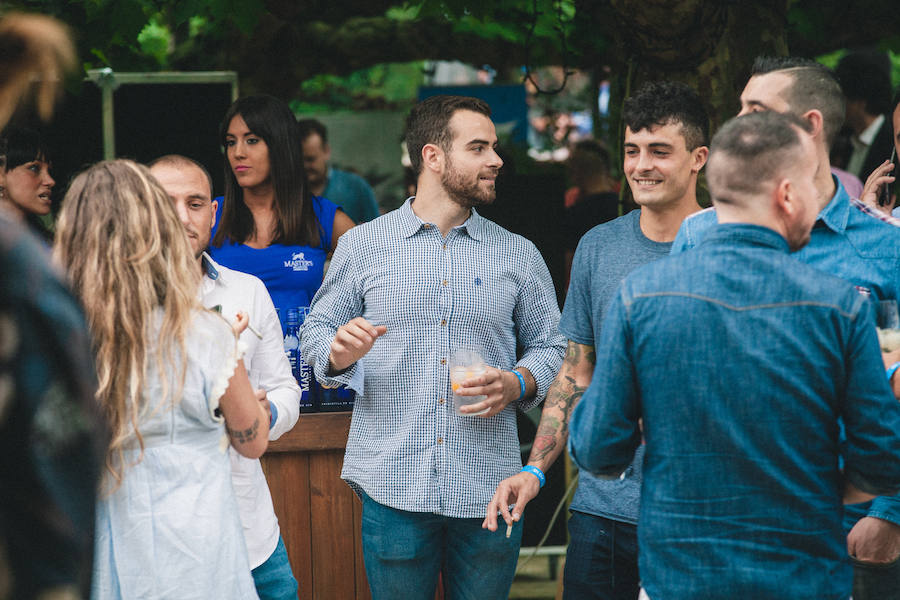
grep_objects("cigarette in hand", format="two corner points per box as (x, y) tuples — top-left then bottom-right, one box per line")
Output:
(506, 522), (512, 539)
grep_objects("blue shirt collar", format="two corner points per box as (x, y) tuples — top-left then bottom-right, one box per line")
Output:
(200, 252), (220, 281)
(816, 175), (850, 234)
(701, 223), (791, 253)
(399, 197), (484, 241)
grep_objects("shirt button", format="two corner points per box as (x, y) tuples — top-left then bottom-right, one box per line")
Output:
(437, 437), (443, 445)
(439, 398), (445, 405)
(423, 224), (432, 229)
(442, 244), (447, 250)
(440, 358), (446, 365)
(442, 279), (448, 286)
(440, 319), (447, 326)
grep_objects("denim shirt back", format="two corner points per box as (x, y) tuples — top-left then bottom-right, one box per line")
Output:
(569, 224), (900, 599)
(673, 178), (900, 530)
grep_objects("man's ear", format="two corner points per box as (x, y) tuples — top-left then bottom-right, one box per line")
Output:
(422, 143), (443, 174)
(801, 109), (825, 142)
(774, 177), (797, 219)
(324, 142), (332, 162)
(691, 146), (709, 173)
(210, 198), (218, 230)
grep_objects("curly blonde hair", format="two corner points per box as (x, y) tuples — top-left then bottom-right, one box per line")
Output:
(53, 159), (201, 488)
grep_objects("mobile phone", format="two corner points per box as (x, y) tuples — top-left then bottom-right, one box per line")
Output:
(879, 145), (897, 207)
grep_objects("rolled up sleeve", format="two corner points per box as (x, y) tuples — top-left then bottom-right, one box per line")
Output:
(513, 243), (566, 411)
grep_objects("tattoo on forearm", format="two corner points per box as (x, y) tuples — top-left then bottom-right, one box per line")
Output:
(532, 375), (587, 462)
(227, 418), (260, 444)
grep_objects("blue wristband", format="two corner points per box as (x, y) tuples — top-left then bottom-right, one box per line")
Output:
(508, 368), (526, 401)
(521, 465), (545, 488)
(887, 362), (900, 383)
(268, 401), (278, 429)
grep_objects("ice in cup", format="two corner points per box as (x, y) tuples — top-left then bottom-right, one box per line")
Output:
(877, 299), (900, 351)
(449, 348), (489, 416)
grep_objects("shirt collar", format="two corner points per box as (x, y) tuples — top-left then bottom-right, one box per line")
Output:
(858, 114), (886, 146)
(398, 197), (484, 241)
(201, 251), (221, 281)
(701, 223), (791, 253)
(816, 175), (851, 234)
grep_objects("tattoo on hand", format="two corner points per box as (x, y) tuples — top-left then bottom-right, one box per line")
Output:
(227, 418), (260, 444)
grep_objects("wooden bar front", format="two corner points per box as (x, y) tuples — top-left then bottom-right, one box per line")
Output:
(260, 413), (445, 600)
(260, 412), (371, 600)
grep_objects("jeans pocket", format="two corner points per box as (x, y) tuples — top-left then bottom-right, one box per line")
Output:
(851, 554), (900, 569)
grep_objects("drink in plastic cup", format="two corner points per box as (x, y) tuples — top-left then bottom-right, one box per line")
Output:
(449, 349), (489, 416)
(877, 299), (900, 351)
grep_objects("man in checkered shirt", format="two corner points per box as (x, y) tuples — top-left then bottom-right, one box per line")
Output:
(301, 94), (565, 599)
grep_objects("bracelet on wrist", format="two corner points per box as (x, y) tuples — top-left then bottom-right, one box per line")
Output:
(521, 465), (546, 488)
(507, 368), (526, 401)
(887, 361), (900, 382)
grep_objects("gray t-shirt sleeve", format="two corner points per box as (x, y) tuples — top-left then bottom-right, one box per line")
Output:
(560, 234), (596, 347)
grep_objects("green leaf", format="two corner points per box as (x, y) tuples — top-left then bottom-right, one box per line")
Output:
(173, 0), (207, 26)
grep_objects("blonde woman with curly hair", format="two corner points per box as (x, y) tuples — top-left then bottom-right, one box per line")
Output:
(53, 159), (266, 599)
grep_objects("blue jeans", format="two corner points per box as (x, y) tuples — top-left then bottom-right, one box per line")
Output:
(852, 556), (900, 600)
(563, 511), (640, 600)
(359, 492), (522, 600)
(251, 536), (298, 600)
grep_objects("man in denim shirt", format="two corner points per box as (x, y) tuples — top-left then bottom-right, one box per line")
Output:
(672, 56), (900, 599)
(570, 110), (900, 599)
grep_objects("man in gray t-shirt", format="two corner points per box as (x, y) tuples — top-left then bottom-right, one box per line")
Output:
(485, 81), (710, 599)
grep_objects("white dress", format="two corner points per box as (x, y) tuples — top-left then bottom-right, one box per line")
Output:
(91, 311), (259, 599)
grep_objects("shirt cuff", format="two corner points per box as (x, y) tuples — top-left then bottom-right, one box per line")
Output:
(868, 495), (900, 527)
(313, 348), (365, 396)
(268, 401), (278, 429)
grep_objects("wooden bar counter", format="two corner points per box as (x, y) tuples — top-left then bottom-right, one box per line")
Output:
(260, 412), (371, 600)
(260, 412), (446, 600)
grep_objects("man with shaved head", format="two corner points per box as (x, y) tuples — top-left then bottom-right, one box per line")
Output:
(149, 155), (302, 600)
(673, 56), (900, 599)
(569, 110), (900, 599)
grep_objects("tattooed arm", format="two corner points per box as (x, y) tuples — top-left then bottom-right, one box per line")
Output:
(483, 340), (595, 531)
(219, 358), (269, 458)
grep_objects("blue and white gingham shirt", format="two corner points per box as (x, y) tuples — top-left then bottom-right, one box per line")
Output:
(301, 198), (565, 518)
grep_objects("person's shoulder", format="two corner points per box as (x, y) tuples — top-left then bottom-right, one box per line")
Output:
(214, 261), (268, 293)
(312, 195), (339, 215)
(337, 204), (403, 245)
(333, 168), (373, 191)
(848, 197), (900, 236)
(476, 215), (538, 254)
(577, 209), (640, 247)
(682, 206), (717, 228)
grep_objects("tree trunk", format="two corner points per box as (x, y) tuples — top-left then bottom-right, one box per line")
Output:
(578, 0), (790, 131)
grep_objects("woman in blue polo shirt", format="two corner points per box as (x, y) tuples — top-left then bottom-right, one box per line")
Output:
(210, 95), (354, 314)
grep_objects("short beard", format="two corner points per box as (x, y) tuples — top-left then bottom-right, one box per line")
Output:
(441, 156), (497, 209)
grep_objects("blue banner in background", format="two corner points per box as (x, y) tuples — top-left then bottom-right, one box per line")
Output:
(418, 85), (528, 145)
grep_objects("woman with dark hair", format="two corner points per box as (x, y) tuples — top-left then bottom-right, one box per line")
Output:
(210, 95), (354, 314)
(0, 125), (55, 240)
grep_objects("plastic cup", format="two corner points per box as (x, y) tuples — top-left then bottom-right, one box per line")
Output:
(877, 299), (900, 351)
(449, 348), (489, 416)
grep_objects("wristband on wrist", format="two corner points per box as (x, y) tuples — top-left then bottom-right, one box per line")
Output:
(887, 361), (900, 382)
(507, 368), (526, 401)
(521, 465), (546, 488)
